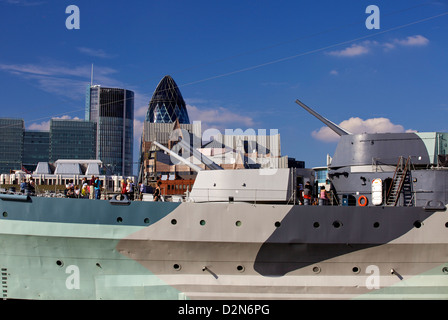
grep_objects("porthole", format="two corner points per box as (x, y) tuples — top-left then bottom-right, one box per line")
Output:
(56, 260), (64, 267)
(200, 220), (206, 226)
(274, 221), (281, 228)
(313, 222), (320, 228)
(144, 218), (150, 224)
(2, 212), (7, 218)
(332, 220), (342, 228)
(171, 219), (177, 225)
(173, 264), (181, 271)
(116, 217), (123, 223)
(373, 222), (380, 228)
(312, 266), (321, 274)
(352, 266), (360, 274)
(414, 220), (422, 228)
(235, 220), (242, 227)
(445, 222), (448, 228)
(442, 267), (448, 274)
(236, 265), (245, 272)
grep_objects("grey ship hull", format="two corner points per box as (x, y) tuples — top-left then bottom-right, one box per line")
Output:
(1, 195), (447, 299)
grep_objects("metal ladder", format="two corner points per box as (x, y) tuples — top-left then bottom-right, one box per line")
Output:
(386, 156), (411, 206)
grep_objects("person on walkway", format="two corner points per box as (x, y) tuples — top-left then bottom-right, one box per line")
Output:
(153, 181), (161, 201)
(94, 176), (101, 200)
(89, 175), (95, 199)
(319, 186), (327, 206)
(303, 181), (312, 205)
(121, 179), (127, 195)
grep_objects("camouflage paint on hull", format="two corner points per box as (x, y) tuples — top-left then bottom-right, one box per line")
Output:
(1, 195), (448, 299)
(0, 196), (183, 299)
(117, 202), (448, 299)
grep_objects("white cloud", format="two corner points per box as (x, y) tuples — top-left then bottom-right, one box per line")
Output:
(329, 70), (338, 76)
(133, 118), (144, 140)
(328, 42), (371, 57)
(1, 0), (45, 6)
(395, 35), (429, 46)
(0, 61), (119, 100)
(77, 47), (116, 59)
(187, 104), (255, 132)
(327, 35), (429, 57)
(1, 60), (154, 143)
(312, 117), (416, 142)
(28, 115), (81, 131)
(133, 89), (151, 119)
(383, 35), (429, 50)
(0, 63), (116, 78)
(28, 121), (50, 131)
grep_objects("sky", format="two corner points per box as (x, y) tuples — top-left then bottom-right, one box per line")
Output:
(0, 0), (447, 174)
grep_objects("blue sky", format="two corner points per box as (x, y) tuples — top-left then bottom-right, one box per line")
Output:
(1, 0), (447, 172)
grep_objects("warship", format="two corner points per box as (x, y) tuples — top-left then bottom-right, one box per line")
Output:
(1, 98), (448, 300)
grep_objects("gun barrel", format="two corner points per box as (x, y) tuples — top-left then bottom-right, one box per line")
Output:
(295, 99), (350, 136)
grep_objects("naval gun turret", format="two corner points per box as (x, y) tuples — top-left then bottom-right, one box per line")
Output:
(295, 99), (448, 209)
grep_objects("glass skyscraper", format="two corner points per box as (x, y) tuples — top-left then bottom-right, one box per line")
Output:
(49, 119), (96, 162)
(0, 118), (24, 173)
(146, 75), (190, 124)
(86, 86), (134, 176)
(23, 131), (50, 172)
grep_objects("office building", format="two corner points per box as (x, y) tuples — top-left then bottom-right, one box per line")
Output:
(0, 118), (24, 173)
(0, 84), (134, 177)
(23, 130), (50, 172)
(49, 119), (96, 162)
(86, 85), (134, 176)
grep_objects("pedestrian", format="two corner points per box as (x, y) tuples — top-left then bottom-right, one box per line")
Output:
(20, 180), (27, 193)
(303, 181), (312, 205)
(297, 183), (304, 205)
(65, 179), (75, 197)
(139, 183), (144, 201)
(127, 179), (134, 200)
(319, 186), (327, 206)
(121, 179), (127, 195)
(81, 184), (88, 198)
(153, 180), (161, 201)
(94, 176), (101, 199)
(89, 175), (95, 199)
(74, 185), (80, 198)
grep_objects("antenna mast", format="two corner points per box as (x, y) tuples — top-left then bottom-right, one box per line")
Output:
(90, 64), (94, 86)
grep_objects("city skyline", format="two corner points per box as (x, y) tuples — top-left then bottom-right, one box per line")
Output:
(0, 0), (447, 170)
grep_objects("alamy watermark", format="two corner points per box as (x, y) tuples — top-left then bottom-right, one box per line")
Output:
(366, 5), (380, 30)
(65, 5), (380, 31)
(65, 265), (80, 290)
(365, 265), (380, 289)
(166, 127), (280, 175)
(65, 5), (80, 30)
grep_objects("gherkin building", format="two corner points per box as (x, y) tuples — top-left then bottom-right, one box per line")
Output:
(146, 75), (190, 124)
